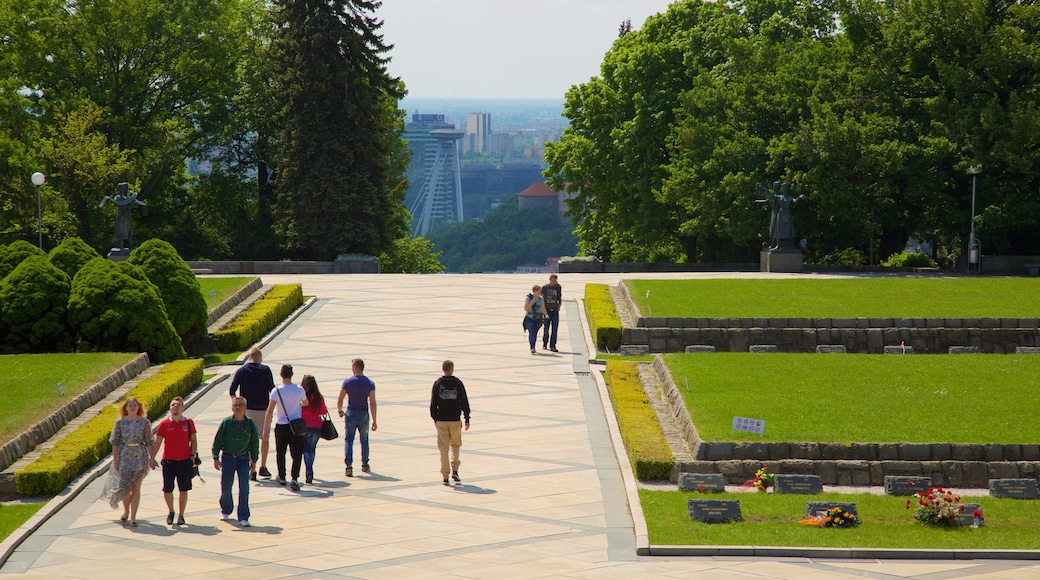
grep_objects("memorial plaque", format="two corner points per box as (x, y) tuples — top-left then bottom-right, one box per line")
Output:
(678, 473), (725, 492)
(955, 503), (982, 526)
(883, 345), (915, 354)
(816, 345), (847, 354)
(619, 345), (650, 356)
(749, 344), (778, 353)
(688, 499), (742, 523)
(685, 345), (716, 353)
(948, 346), (980, 354)
(774, 474), (823, 495)
(884, 475), (932, 496)
(989, 478), (1040, 499)
(805, 501), (857, 519)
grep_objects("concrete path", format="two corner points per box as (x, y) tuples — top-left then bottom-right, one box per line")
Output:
(4, 272), (1040, 578)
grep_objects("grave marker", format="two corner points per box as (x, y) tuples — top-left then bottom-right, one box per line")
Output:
(688, 499), (742, 523)
(805, 501), (857, 519)
(678, 473), (725, 493)
(989, 478), (1040, 499)
(774, 474), (822, 495)
(884, 475), (932, 496)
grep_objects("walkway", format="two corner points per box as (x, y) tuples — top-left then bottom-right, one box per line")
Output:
(3, 273), (1039, 578)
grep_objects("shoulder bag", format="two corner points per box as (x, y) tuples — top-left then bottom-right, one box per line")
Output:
(276, 386), (308, 436)
(320, 413), (339, 440)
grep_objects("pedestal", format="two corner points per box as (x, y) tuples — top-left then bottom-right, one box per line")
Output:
(760, 249), (802, 273)
(106, 248), (131, 262)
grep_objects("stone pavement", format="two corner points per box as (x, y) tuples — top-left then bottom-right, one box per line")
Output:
(4, 272), (1040, 579)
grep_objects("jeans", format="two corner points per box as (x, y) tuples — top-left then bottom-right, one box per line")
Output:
(274, 423), (304, 480)
(542, 309), (560, 349)
(524, 316), (540, 350)
(219, 453), (250, 521)
(343, 409), (370, 466)
(303, 427), (320, 476)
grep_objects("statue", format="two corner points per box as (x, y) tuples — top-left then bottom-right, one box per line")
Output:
(756, 181), (803, 250)
(99, 182), (146, 250)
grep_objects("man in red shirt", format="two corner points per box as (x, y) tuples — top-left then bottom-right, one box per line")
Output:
(150, 397), (198, 526)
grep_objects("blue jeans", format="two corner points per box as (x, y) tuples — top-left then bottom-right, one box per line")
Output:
(219, 454), (250, 521)
(524, 316), (540, 349)
(542, 310), (559, 349)
(343, 410), (370, 466)
(303, 427), (320, 476)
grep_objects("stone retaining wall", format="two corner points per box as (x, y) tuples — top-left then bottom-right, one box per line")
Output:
(206, 277), (263, 327)
(187, 259), (378, 274)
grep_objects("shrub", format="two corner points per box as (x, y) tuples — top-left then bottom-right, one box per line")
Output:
(585, 284), (622, 351)
(213, 284), (303, 352)
(820, 247), (866, 266)
(0, 255), (73, 353)
(882, 251), (937, 268)
(0, 240), (46, 280)
(48, 237), (101, 279)
(605, 360), (673, 480)
(67, 258), (186, 362)
(15, 358), (203, 496)
(128, 238), (208, 342)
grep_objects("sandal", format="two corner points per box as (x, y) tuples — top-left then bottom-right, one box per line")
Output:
(120, 515), (128, 523)
(130, 520), (139, 527)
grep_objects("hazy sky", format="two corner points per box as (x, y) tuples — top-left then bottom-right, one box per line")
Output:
(374, 0), (675, 99)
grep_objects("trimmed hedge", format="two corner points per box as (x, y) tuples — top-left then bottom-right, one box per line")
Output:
(605, 360), (674, 480)
(584, 283), (622, 351)
(213, 284), (303, 353)
(15, 358), (204, 496)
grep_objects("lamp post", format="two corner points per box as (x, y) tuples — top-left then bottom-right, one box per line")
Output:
(967, 164), (981, 273)
(31, 172), (45, 250)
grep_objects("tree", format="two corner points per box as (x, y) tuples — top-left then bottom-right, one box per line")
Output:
(268, 0), (409, 260)
(378, 236), (445, 274)
(128, 238), (208, 343)
(0, 254), (72, 353)
(48, 237), (102, 280)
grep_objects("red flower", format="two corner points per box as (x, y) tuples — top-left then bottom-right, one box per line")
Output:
(973, 510), (983, 518)
(698, 485), (705, 493)
(958, 505), (965, 511)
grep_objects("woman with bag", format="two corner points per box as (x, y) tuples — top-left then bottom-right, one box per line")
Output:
(99, 397), (154, 526)
(300, 375), (329, 484)
(263, 364), (308, 491)
(523, 285), (547, 355)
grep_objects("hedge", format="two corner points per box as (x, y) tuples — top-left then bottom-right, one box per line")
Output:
(15, 358), (204, 496)
(584, 283), (622, 351)
(605, 360), (674, 480)
(212, 284), (303, 353)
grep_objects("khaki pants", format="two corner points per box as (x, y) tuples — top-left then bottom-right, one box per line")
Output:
(435, 421), (463, 478)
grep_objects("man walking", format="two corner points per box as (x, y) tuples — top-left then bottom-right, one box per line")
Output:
(337, 358), (377, 477)
(541, 274), (562, 352)
(229, 347), (275, 480)
(263, 364), (307, 491)
(430, 360), (471, 486)
(149, 397), (197, 526)
(213, 396), (259, 527)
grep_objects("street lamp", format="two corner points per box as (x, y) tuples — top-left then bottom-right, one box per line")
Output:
(31, 172), (45, 250)
(967, 164), (981, 273)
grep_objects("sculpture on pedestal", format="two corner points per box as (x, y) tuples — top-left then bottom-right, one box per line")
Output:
(756, 181), (803, 250)
(99, 182), (146, 250)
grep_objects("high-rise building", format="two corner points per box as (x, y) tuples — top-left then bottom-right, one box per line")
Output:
(403, 113), (464, 236)
(465, 112), (491, 154)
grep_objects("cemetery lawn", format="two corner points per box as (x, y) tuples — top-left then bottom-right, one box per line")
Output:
(626, 278), (1040, 318)
(664, 353), (1039, 444)
(0, 502), (45, 543)
(198, 276), (255, 310)
(640, 490), (1040, 548)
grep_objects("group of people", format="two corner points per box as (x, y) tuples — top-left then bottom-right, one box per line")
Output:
(524, 274), (562, 354)
(99, 347), (473, 527)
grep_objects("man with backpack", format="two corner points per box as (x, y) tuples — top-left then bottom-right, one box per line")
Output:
(429, 360), (471, 486)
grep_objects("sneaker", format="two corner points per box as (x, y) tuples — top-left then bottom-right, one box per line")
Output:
(176, 515), (185, 526)
(250, 471), (257, 481)
(290, 480), (300, 491)
(361, 463), (371, 473)
(258, 466), (271, 477)
(451, 471), (461, 482)
(305, 473), (313, 484)
(530, 349), (536, 354)
(443, 478), (450, 486)
(240, 519), (250, 527)
(345, 466), (353, 477)
(166, 511), (175, 525)
(277, 476), (286, 486)
(542, 344), (549, 350)
(220, 513), (231, 521)
(550, 347), (559, 352)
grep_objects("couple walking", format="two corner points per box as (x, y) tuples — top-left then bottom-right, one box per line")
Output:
(524, 274), (562, 354)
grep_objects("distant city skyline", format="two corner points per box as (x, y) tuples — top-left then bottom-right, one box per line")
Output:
(374, 0), (673, 99)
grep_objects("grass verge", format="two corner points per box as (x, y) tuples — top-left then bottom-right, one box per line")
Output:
(198, 276), (255, 310)
(0, 502), (45, 543)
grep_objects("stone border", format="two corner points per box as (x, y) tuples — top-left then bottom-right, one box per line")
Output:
(206, 276), (263, 326)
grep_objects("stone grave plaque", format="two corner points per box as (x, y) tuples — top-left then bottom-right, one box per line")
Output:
(949, 346), (980, 354)
(774, 474), (823, 495)
(884, 475), (932, 496)
(678, 473), (725, 493)
(688, 499), (742, 523)
(619, 345), (650, 356)
(1015, 347), (1040, 354)
(956, 503), (982, 526)
(816, 345), (847, 354)
(749, 344), (778, 353)
(805, 501), (857, 519)
(684, 345), (716, 353)
(883, 345), (915, 354)
(989, 478), (1040, 499)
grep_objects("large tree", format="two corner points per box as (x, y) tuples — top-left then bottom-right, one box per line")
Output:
(269, 0), (409, 260)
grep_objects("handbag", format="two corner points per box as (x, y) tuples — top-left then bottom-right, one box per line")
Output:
(276, 386), (308, 436)
(320, 413), (339, 440)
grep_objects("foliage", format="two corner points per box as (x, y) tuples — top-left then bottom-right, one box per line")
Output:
(128, 239), (208, 342)
(907, 487), (966, 528)
(48, 237), (101, 280)
(584, 284), (622, 351)
(0, 240), (46, 280)
(378, 236), (445, 273)
(604, 360), (673, 480)
(66, 258), (185, 362)
(0, 255), (72, 353)
(213, 284), (303, 353)
(881, 251), (938, 268)
(816, 247), (866, 266)
(269, 0), (409, 260)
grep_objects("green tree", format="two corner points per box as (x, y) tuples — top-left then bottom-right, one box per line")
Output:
(378, 236), (445, 274)
(268, 0), (409, 260)
(0, 254), (72, 353)
(0, 240), (46, 279)
(128, 238), (208, 343)
(48, 237), (102, 280)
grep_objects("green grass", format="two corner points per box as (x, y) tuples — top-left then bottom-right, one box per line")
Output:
(0, 502), (45, 543)
(627, 278), (1040, 318)
(640, 490), (1040, 548)
(0, 353), (140, 443)
(198, 276), (255, 310)
(202, 352), (244, 365)
(664, 353), (1040, 444)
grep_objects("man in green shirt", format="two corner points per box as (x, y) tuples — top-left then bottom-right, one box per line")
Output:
(213, 396), (259, 527)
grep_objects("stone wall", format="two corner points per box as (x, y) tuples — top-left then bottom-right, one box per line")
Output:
(187, 259), (379, 274)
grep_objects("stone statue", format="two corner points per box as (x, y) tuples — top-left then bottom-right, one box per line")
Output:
(756, 181), (803, 250)
(98, 182), (146, 250)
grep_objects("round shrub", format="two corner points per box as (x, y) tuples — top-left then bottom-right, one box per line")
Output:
(49, 237), (101, 279)
(820, 247), (866, 266)
(67, 257), (186, 362)
(0, 255), (72, 353)
(128, 238), (208, 342)
(0, 240), (46, 280)
(882, 251), (938, 268)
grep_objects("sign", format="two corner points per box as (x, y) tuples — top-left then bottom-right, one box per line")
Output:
(731, 416), (765, 435)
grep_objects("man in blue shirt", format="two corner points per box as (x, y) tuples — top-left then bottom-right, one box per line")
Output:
(337, 358), (378, 477)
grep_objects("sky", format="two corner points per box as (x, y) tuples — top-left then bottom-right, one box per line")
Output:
(373, 0), (675, 100)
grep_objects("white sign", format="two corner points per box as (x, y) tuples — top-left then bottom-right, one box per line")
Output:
(732, 416), (765, 435)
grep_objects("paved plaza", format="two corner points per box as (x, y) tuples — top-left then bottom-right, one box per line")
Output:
(2, 272), (1039, 578)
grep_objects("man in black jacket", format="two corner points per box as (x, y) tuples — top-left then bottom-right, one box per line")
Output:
(229, 347), (275, 480)
(541, 274), (562, 352)
(429, 360), (471, 486)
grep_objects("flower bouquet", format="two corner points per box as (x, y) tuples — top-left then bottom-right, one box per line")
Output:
(906, 487), (968, 527)
(799, 506), (860, 528)
(752, 466), (774, 492)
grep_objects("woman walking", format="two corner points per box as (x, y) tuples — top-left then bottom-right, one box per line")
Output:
(300, 375), (328, 484)
(523, 285), (547, 354)
(99, 397), (153, 526)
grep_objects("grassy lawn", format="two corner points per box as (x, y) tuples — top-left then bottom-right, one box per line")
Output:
(0, 502), (45, 543)
(198, 276), (255, 310)
(664, 353), (1040, 444)
(640, 490), (1040, 548)
(627, 278), (1040, 318)
(0, 353), (140, 443)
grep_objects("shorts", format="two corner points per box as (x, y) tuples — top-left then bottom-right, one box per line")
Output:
(245, 409), (271, 438)
(161, 458), (194, 493)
